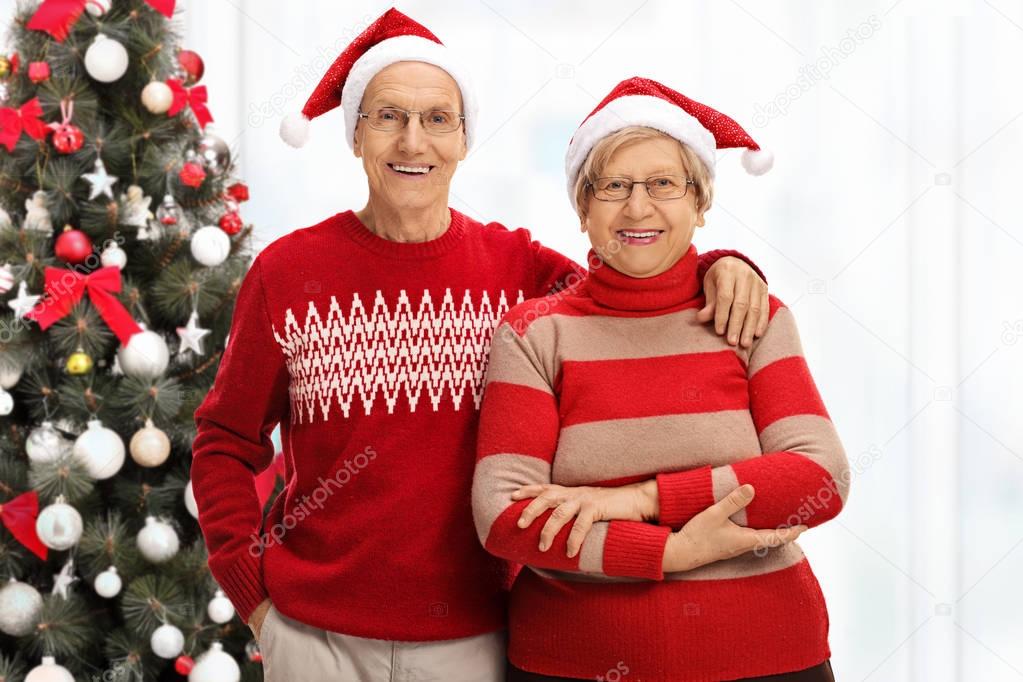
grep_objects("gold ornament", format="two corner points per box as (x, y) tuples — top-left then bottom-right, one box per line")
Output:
(66, 348), (93, 375)
(0, 56), (10, 79)
(129, 418), (171, 468)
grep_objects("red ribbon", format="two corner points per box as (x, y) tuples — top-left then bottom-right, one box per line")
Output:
(28, 0), (176, 42)
(0, 491), (48, 561)
(255, 452), (285, 509)
(25, 266), (142, 346)
(166, 79), (213, 129)
(0, 98), (48, 152)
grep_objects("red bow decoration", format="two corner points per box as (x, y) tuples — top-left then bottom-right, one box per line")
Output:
(255, 452), (285, 509)
(166, 79), (213, 129)
(0, 491), (48, 560)
(0, 98), (48, 152)
(25, 266), (142, 345)
(28, 0), (176, 42)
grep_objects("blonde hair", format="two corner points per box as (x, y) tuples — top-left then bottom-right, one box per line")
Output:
(573, 126), (714, 218)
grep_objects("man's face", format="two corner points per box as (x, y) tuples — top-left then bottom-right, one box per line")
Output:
(353, 61), (467, 213)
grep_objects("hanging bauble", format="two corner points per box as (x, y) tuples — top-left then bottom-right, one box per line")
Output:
(0, 577), (43, 636)
(100, 242), (127, 269)
(66, 347), (93, 375)
(151, 622), (185, 658)
(244, 639), (261, 663)
(226, 182), (249, 203)
(218, 211), (243, 236)
(0, 388), (12, 416)
(184, 479), (198, 519)
(177, 49), (205, 86)
(130, 418), (170, 467)
(85, 0), (112, 16)
(36, 495), (83, 551)
(51, 122), (83, 154)
(141, 80), (173, 114)
(207, 589), (235, 624)
(93, 566), (122, 598)
(178, 161), (206, 188)
(188, 641), (239, 682)
(156, 193), (182, 226)
(175, 655), (195, 675)
(117, 326), (169, 379)
(137, 516), (179, 563)
(25, 656), (74, 682)
(28, 61), (50, 84)
(84, 34), (129, 83)
(26, 420), (65, 464)
(72, 419), (125, 480)
(0, 357), (23, 387)
(195, 133), (231, 176)
(0, 262), (14, 295)
(54, 225), (92, 264)
(190, 226), (230, 267)
(0, 55), (10, 78)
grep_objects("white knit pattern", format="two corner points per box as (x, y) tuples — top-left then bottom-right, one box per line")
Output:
(272, 288), (525, 422)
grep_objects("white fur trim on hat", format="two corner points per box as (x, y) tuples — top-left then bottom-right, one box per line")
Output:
(340, 35), (478, 151)
(564, 95), (717, 212)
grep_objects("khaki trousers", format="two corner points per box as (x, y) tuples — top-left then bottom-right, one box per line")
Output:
(258, 603), (507, 681)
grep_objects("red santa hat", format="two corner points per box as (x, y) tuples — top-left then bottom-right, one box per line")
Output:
(565, 77), (772, 211)
(279, 8), (477, 150)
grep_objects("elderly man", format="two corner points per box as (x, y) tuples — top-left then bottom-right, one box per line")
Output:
(191, 8), (770, 681)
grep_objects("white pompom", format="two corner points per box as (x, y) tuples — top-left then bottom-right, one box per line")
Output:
(741, 148), (774, 175)
(279, 112), (310, 148)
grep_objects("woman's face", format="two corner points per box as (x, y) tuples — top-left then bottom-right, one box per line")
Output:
(581, 136), (706, 278)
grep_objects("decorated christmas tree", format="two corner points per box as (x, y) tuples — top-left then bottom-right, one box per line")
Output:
(0, 1), (277, 680)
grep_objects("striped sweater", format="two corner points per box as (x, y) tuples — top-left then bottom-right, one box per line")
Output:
(472, 244), (849, 681)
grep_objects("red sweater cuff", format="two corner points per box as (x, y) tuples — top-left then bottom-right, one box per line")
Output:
(603, 521), (671, 580)
(212, 551), (268, 623)
(697, 249), (768, 285)
(657, 466), (715, 528)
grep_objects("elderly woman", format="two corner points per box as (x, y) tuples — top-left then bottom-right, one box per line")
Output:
(472, 78), (849, 682)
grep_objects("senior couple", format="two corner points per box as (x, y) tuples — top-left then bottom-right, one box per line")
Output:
(191, 8), (848, 682)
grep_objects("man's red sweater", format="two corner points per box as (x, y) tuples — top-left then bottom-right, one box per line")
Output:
(190, 209), (759, 641)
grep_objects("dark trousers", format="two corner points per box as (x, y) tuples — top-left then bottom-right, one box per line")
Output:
(508, 659), (835, 682)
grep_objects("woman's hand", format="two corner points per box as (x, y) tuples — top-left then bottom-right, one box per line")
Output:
(247, 598), (272, 639)
(662, 484), (807, 573)
(697, 256), (769, 348)
(511, 481), (658, 558)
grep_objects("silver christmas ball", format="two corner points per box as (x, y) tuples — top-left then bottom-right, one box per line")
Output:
(26, 420), (66, 464)
(195, 133), (231, 176)
(188, 641), (240, 682)
(117, 327), (170, 379)
(36, 496), (83, 551)
(207, 589), (235, 624)
(151, 623), (185, 658)
(84, 34), (129, 83)
(94, 566), (122, 598)
(137, 516), (179, 563)
(25, 656), (74, 682)
(190, 226), (231, 267)
(0, 578), (43, 636)
(130, 418), (171, 467)
(100, 243), (127, 269)
(141, 80), (174, 114)
(72, 419), (125, 480)
(0, 388), (13, 416)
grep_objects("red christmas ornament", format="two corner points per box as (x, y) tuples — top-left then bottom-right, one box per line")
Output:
(178, 161), (206, 188)
(48, 98), (83, 154)
(174, 654), (194, 675)
(218, 211), (243, 235)
(28, 61), (50, 83)
(177, 49), (204, 86)
(226, 181), (249, 203)
(54, 225), (93, 264)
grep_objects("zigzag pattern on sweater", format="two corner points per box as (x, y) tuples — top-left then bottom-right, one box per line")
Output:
(271, 287), (525, 422)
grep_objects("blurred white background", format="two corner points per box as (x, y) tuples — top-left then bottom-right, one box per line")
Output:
(7, 0), (1023, 680)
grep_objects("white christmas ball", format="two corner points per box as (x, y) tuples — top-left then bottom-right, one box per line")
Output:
(73, 419), (125, 480)
(84, 34), (129, 83)
(188, 641), (240, 682)
(141, 80), (174, 114)
(151, 623), (185, 658)
(130, 419), (170, 467)
(207, 589), (235, 624)
(183, 480), (198, 519)
(117, 327), (169, 379)
(190, 226), (230, 267)
(94, 566), (122, 598)
(0, 578), (43, 636)
(85, 0), (112, 16)
(26, 420), (66, 464)
(0, 388), (12, 416)
(25, 656), (74, 682)
(0, 362), (23, 388)
(36, 496), (83, 551)
(137, 516), (179, 563)
(100, 243), (127, 269)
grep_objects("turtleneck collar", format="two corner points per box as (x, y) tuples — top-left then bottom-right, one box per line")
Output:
(584, 244), (701, 312)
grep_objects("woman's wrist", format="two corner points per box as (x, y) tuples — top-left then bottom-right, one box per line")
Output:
(634, 479), (660, 522)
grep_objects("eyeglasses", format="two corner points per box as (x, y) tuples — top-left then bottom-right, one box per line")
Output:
(357, 107), (465, 134)
(587, 175), (696, 202)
